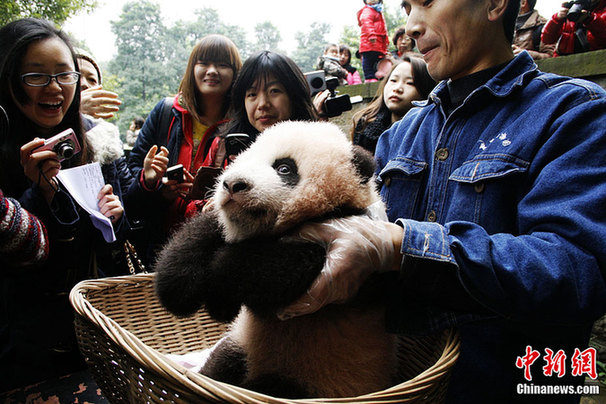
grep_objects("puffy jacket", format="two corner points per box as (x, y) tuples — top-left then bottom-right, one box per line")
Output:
(376, 52), (606, 403)
(357, 5), (389, 54)
(127, 95), (227, 262)
(542, 0), (606, 55)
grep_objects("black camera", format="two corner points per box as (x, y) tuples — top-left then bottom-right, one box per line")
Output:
(304, 70), (354, 118)
(564, 0), (594, 22)
(323, 77), (352, 118)
(305, 70), (327, 96)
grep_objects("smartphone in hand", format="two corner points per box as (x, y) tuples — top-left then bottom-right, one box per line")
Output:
(165, 164), (184, 183)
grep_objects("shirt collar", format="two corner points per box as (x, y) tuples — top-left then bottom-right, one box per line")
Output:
(428, 51), (538, 107)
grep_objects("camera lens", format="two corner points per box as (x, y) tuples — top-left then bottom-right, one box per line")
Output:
(55, 140), (75, 160)
(310, 77), (324, 90)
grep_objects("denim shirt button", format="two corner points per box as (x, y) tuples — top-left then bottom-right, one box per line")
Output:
(427, 210), (437, 222)
(384, 177), (392, 187)
(474, 182), (485, 193)
(436, 148), (449, 161)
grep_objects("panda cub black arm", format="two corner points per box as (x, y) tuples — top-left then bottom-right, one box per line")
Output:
(154, 211), (226, 317)
(204, 236), (326, 319)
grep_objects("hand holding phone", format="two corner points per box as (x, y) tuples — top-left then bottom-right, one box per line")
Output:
(165, 164), (184, 183)
(225, 133), (251, 162)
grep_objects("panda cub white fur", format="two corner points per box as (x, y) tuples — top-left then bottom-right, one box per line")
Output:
(154, 121), (398, 399)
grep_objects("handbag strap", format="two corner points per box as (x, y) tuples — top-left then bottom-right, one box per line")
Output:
(123, 240), (146, 274)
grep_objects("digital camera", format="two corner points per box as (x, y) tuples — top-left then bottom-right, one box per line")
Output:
(304, 70), (327, 96)
(304, 71), (353, 118)
(564, 0), (594, 22)
(35, 128), (81, 162)
(323, 77), (353, 118)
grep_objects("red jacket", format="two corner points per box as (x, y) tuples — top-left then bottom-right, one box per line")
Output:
(357, 5), (389, 54)
(542, 0), (606, 55)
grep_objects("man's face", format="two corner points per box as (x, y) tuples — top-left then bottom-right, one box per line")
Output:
(402, 0), (495, 81)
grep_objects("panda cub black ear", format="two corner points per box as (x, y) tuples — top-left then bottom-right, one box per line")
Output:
(351, 145), (376, 184)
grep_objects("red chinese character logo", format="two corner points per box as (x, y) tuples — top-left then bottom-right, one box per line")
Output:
(571, 347), (597, 379)
(543, 348), (567, 378)
(516, 345), (541, 381)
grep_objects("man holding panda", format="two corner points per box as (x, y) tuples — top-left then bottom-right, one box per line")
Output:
(280, 0), (606, 402)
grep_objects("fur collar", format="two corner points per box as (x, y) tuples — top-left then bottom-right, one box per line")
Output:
(84, 115), (124, 165)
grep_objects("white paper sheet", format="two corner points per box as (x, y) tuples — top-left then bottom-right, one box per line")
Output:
(56, 162), (116, 243)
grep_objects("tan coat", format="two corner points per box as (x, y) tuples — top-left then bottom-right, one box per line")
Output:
(514, 10), (555, 60)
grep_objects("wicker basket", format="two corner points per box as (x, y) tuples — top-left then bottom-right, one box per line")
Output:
(70, 273), (460, 404)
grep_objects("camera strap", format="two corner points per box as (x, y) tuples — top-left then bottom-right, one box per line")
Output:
(574, 26), (590, 53)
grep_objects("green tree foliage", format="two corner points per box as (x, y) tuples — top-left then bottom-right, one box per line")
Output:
(0, 0), (96, 25)
(109, 1), (170, 133)
(99, 3), (340, 133)
(107, 3), (252, 133)
(291, 22), (331, 73)
(252, 21), (282, 54)
(384, 2), (407, 42)
(339, 25), (363, 75)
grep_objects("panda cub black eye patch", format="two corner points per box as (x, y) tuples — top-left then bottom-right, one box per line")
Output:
(272, 158), (299, 187)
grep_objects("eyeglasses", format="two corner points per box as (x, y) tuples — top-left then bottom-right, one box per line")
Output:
(21, 72), (81, 87)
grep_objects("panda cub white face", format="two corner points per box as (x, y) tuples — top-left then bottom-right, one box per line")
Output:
(213, 121), (378, 243)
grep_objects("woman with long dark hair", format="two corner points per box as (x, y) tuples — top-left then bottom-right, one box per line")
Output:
(352, 56), (436, 154)
(0, 18), (133, 390)
(204, 50), (318, 168)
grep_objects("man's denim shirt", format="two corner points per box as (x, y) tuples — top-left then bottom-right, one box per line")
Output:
(375, 52), (606, 335)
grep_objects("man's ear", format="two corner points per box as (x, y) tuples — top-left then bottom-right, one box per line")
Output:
(487, 0), (509, 21)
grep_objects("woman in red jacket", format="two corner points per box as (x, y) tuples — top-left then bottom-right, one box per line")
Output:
(542, 0), (606, 55)
(357, 0), (389, 82)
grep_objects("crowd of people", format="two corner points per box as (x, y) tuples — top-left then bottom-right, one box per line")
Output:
(1, 0), (606, 402)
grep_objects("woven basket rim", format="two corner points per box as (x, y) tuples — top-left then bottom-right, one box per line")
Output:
(70, 273), (460, 404)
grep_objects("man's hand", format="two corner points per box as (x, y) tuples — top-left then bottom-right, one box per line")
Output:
(277, 216), (403, 320)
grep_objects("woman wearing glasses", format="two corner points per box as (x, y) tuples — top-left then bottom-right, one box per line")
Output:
(0, 18), (135, 392)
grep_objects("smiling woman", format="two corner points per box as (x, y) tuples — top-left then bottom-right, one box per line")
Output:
(203, 50), (319, 171)
(0, 18), (135, 391)
(126, 34), (242, 266)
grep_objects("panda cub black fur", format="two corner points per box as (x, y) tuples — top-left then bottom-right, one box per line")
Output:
(154, 121), (398, 399)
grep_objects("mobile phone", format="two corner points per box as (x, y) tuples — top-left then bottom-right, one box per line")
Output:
(225, 133), (251, 161)
(165, 164), (184, 183)
(34, 128), (82, 162)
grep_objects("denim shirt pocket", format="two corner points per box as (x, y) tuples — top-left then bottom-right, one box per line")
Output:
(448, 154), (529, 231)
(378, 158), (427, 220)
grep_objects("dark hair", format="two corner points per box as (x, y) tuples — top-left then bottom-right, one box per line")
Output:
(392, 26), (407, 47)
(179, 34), (242, 123)
(133, 116), (145, 129)
(339, 44), (352, 65)
(226, 51), (318, 137)
(351, 56), (436, 137)
(0, 18), (87, 194)
(527, 0), (537, 11)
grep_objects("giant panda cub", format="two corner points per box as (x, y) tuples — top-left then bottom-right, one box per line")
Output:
(154, 121), (399, 399)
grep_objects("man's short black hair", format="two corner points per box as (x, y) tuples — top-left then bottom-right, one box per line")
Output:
(527, 0), (538, 10)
